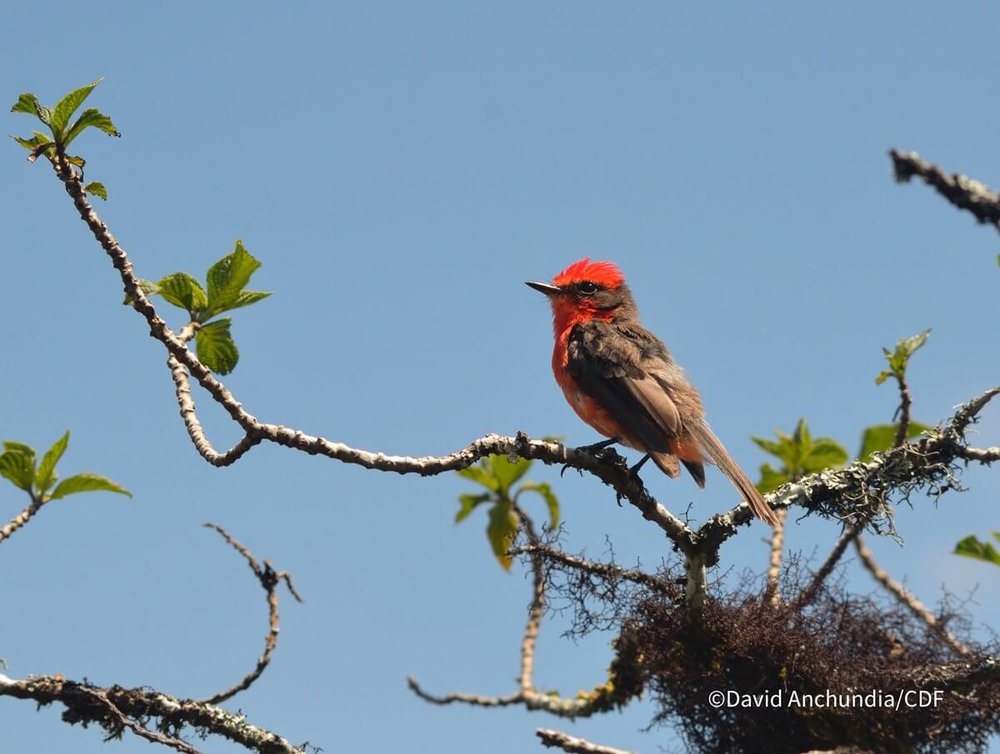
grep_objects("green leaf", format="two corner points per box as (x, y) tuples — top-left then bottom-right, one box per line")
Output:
(801, 438), (849, 473)
(12, 131), (53, 156)
(517, 481), (560, 528)
(456, 464), (500, 491)
(155, 272), (208, 315)
(50, 473), (131, 500)
(50, 79), (103, 134)
(489, 454), (531, 494)
(11, 92), (42, 116)
(204, 241), (262, 316)
(756, 463), (790, 495)
(455, 493), (492, 524)
(62, 107), (120, 148)
(123, 279), (160, 306)
(83, 181), (107, 200)
(0, 445), (36, 492)
(3, 441), (36, 456)
(487, 500), (520, 571)
(196, 318), (239, 374)
(35, 432), (69, 494)
(858, 422), (933, 461)
(205, 289), (271, 316)
(954, 534), (1000, 567)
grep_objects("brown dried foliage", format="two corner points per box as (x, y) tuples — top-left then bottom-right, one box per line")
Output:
(620, 572), (1000, 754)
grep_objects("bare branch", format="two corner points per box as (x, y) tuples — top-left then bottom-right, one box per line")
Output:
(960, 445), (1000, 462)
(199, 523), (303, 705)
(517, 510), (547, 694)
(536, 728), (638, 754)
(0, 496), (45, 546)
(854, 534), (971, 656)
(764, 508), (788, 605)
(48, 155), (698, 543)
(0, 674), (305, 754)
(893, 360), (913, 450)
(889, 149), (1000, 231)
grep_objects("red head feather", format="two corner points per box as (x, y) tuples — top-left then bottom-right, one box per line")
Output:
(553, 257), (625, 290)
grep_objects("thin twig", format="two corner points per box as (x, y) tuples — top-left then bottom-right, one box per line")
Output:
(794, 521), (865, 611)
(893, 362), (914, 450)
(511, 544), (674, 595)
(536, 728), (638, 754)
(853, 534), (971, 656)
(405, 678), (522, 708)
(199, 523), (303, 705)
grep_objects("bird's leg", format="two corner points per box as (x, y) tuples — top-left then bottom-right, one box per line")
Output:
(629, 454), (651, 476)
(561, 438), (620, 477)
(576, 437), (619, 454)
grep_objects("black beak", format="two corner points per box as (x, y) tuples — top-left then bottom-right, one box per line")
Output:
(526, 281), (561, 296)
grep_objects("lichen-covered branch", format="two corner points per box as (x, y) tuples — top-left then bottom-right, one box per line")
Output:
(536, 728), (638, 754)
(0, 674), (304, 754)
(889, 149), (1000, 231)
(695, 385), (999, 565)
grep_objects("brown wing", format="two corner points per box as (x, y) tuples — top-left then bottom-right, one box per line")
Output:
(566, 320), (684, 457)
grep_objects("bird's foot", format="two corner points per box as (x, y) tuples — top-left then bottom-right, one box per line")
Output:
(560, 438), (619, 477)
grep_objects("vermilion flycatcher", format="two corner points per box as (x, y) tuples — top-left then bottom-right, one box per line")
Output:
(527, 258), (777, 526)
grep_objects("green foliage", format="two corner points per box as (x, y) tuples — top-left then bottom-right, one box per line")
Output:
(752, 419), (849, 493)
(137, 241), (271, 374)
(455, 455), (560, 571)
(875, 329), (930, 386)
(0, 432), (130, 502)
(954, 533), (1000, 568)
(10, 78), (118, 169)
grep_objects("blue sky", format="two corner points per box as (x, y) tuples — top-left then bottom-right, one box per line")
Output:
(2, 3), (999, 753)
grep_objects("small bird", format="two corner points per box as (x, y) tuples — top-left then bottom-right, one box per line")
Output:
(526, 258), (777, 526)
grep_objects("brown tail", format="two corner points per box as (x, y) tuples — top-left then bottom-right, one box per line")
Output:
(689, 421), (777, 526)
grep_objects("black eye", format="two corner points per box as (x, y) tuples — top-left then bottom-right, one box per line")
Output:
(578, 281), (599, 295)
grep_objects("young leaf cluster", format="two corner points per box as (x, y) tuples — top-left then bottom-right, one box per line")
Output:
(753, 330), (933, 492)
(133, 241), (271, 375)
(0, 432), (130, 503)
(456, 455), (559, 571)
(10, 79), (118, 200)
(875, 328), (931, 386)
